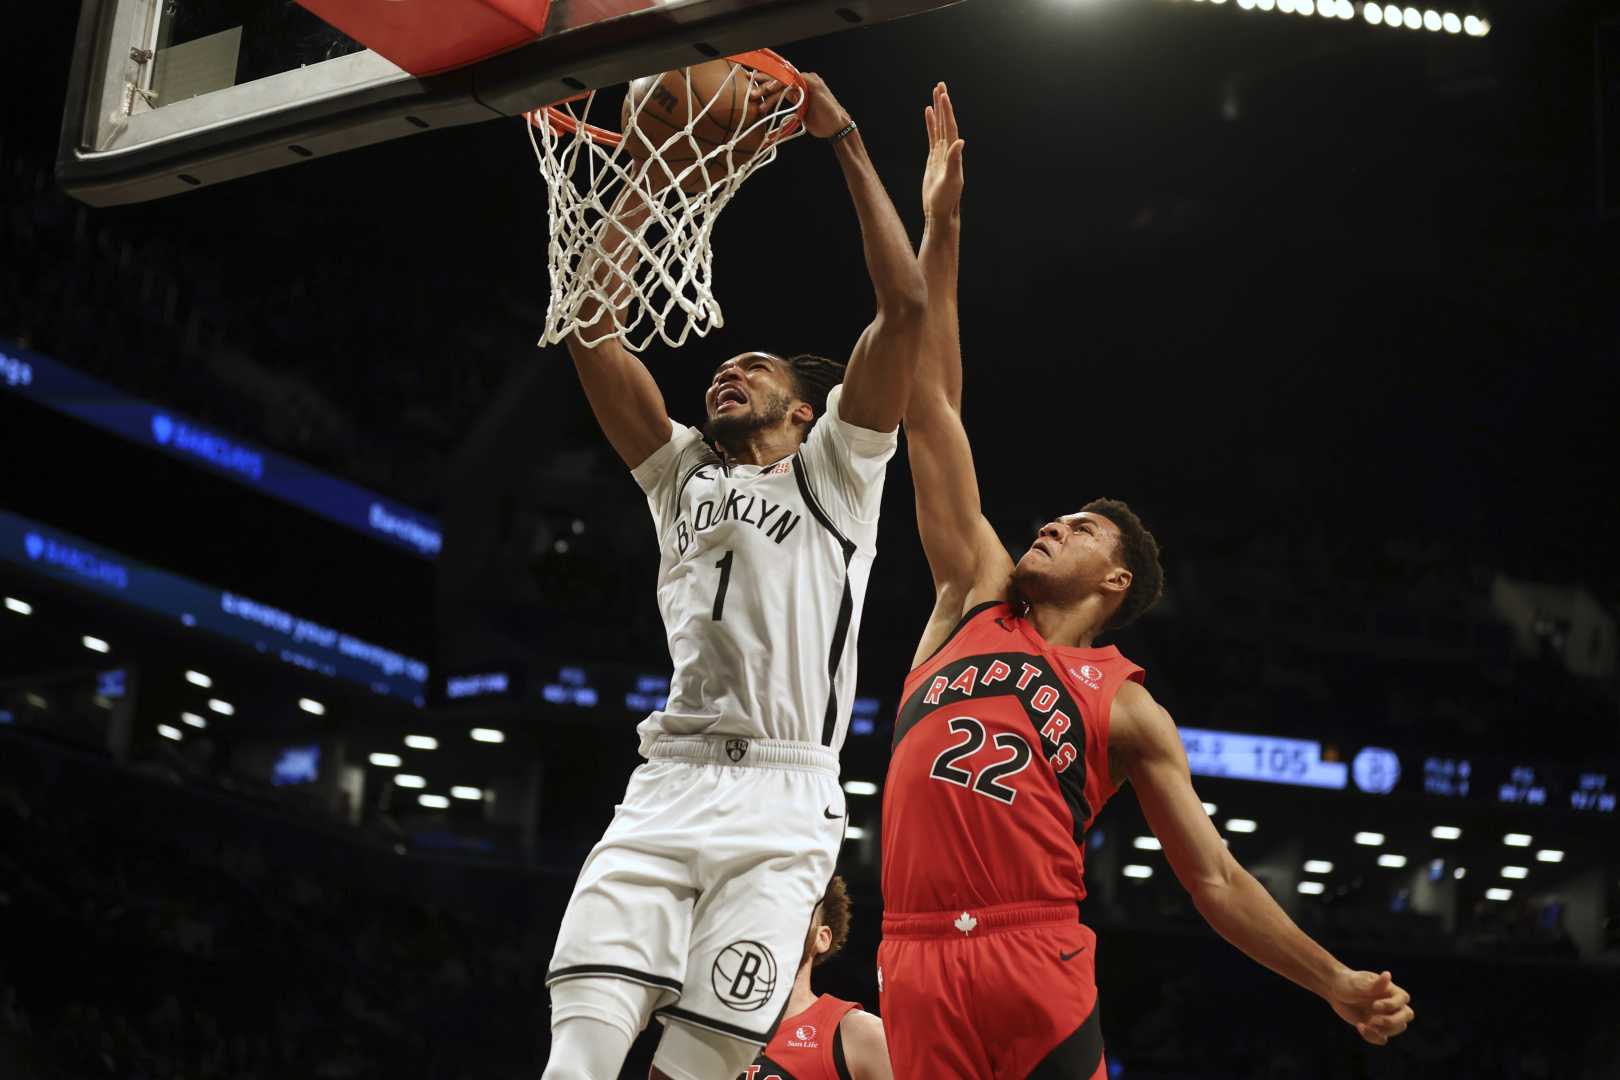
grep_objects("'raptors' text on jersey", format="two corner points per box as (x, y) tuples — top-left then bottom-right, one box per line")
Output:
(632, 386), (896, 756)
(881, 602), (1145, 914)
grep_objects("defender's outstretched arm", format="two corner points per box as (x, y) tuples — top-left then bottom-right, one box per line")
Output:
(1114, 681), (1416, 1047)
(906, 84), (1014, 666)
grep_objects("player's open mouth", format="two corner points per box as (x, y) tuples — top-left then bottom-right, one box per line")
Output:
(1032, 540), (1055, 558)
(715, 386), (748, 411)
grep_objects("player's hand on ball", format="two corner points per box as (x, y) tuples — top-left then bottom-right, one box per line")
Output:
(798, 72), (854, 139)
(923, 81), (965, 220)
(1328, 969), (1413, 1045)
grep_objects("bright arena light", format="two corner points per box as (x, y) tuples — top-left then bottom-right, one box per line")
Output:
(1364, 1), (1383, 22)
(451, 786), (483, 801)
(1500, 865), (1529, 879)
(1443, 11), (1461, 31)
(181, 712), (207, 729)
(394, 774), (426, 789)
(1201, 802), (1218, 815)
(846, 826), (866, 841)
(1422, 8), (1441, 29)
(470, 728), (506, 743)
(1134, 836), (1163, 851)
(299, 698), (326, 716)
(1377, 854), (1408, 868)
(1504, 833), (1533, 847)
(1401, 7), (1420, 28)
(1335, 0), (1355, 16)
(1123, 864), (1154, 879)
(208, 698), (234, 716)
(1383, 4), (1401, 24)
(1454, 866), (1468, 880)
(1298, 881), (1326, 895)
(405, 735), (439, 750)
(1485, 887), (1512, 902)
(1432, 825), (1462, 840)
(83, 635), (110, 654)
(1226, 818), (1258, 834)
(1536, 849), (1565, 863)
(3, 597), (31, 615)
(1304, 860), (1334, 874)
(185, 670), (212, 688)
(418, 794), (450, 809)
(369, 752), (403, 767)
(843, 780), (879, 796)
(1354, 831), (1385, 846)
(157, 724), (183, 741)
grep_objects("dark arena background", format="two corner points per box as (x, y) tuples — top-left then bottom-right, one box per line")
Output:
(4, 0), (1620, 1077)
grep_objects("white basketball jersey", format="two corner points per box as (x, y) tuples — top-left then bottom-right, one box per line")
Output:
(631, 386), (896, 757)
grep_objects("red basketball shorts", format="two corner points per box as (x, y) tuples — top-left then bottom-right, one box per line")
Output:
(878, 902), (1106, 1079)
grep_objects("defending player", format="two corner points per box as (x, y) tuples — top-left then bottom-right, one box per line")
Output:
(875, 84), (1416, 1078)
(741, 877), (892, 1080)
(542, 76), (927, 1080)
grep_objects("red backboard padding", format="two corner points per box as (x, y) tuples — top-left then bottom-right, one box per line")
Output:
(295, 0), (554, 77)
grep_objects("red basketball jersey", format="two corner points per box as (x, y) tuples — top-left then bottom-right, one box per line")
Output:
(881, 602), (1145, 914)
(743, 994), (862, 1080)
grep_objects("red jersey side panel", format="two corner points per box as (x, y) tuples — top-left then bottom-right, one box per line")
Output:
(744, 994), (860, 1080)
(880, 602), (1144, 914)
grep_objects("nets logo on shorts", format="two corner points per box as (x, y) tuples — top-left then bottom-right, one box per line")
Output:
(725, 738), (749, 762)
(712, 940), (777, 1011)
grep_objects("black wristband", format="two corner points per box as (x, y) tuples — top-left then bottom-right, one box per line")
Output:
(828, 119), (858, 143)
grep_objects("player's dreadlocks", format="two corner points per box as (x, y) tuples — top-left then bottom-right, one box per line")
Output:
(784, 353), (847, 431)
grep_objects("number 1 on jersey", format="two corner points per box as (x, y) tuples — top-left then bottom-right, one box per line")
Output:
(712, 550), (735, 620)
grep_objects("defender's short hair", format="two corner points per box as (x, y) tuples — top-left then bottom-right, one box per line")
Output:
(1081, 497), (1165, 631)
(809, 875), (852, 968)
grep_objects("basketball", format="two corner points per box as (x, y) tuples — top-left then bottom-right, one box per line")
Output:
(621, 60), (778, 173)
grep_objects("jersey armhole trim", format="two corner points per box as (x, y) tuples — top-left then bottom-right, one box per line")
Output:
(915, 600), (1005, 670)
(1094, 668), (1144, 802)
(832, 1022), (854, 1080)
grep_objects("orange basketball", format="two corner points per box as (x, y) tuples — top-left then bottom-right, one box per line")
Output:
(621, 60), (777, 174)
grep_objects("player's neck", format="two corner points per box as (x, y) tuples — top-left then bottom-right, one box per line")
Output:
(785, 966), (818, 1018)
(1026, 599), (1107, 650)
(716, 425), (802, 468)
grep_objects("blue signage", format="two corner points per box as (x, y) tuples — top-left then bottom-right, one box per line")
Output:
(1, 342), (441, 559)
(1, 511), (428, 702)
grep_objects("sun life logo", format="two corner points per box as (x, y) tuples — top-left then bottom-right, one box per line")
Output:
(1073, 664), (1104, 690)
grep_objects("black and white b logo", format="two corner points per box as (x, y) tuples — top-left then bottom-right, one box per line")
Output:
(712, 940), (776, 1011)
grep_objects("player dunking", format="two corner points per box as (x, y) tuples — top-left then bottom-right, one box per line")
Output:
(542, 76), (927, 1080)
(875, 84), (1416, 1078)
(742, 877), (892, 1080)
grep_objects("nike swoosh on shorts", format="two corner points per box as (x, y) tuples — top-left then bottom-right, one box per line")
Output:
(824, 806), (843, 820)
(1059, 947), (1088, 961)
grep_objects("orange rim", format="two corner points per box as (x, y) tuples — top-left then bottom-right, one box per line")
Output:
(525, 49), (809, 148)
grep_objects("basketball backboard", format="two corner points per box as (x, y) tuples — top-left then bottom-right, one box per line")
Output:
(57, 0), (960, 207)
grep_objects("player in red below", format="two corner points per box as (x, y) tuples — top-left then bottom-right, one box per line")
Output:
(740, 877), (891, 1080)
(874, 83), (1417, 1079)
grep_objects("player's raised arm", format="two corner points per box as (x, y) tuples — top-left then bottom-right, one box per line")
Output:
(792, 73), (927, 433)
(564, 188), (676, 470)
(1113, 682), (1417, 1046)
(906, 84), (1014, 665)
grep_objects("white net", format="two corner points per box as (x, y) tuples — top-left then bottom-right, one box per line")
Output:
(527, 56), (807, 350)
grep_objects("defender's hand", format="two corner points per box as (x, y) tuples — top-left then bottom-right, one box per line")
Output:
(1328, 969), (1414, 1046)
(923, 81), (965, 221)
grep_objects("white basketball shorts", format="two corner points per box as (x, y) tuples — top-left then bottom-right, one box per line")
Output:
(547, 734), (845, 1045)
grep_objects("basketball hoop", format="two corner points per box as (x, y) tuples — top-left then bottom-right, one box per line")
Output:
(526, 50), (808, 350)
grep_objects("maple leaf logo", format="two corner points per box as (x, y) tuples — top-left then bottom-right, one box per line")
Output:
(953, 911), (978, 935)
